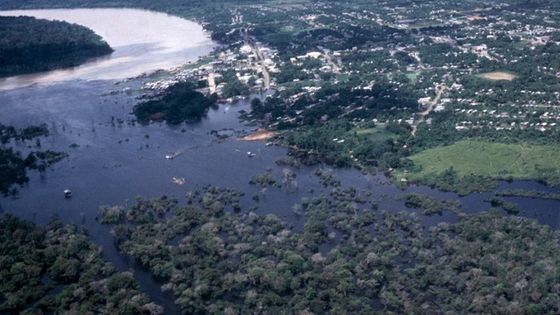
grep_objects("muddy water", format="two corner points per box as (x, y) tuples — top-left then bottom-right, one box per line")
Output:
(0, 8), (215, 90)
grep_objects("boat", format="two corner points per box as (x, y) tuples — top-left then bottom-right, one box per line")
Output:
(165, 150), (183, 160)
(247, 151), (256, 158)
(172, 177), (186, 185)
(64, 189), (73, 198)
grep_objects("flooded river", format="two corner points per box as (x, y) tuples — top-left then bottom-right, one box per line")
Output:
(0, 8), (214, 90)
(1, 8), (560, 314)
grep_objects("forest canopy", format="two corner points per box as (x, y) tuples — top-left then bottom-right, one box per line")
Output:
(100, 187), (560, 315)
(134, 82), (217, 124)
(0, 16), (113, 77)
(0, 215), (161, 314)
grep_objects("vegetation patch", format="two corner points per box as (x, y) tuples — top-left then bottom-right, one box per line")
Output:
(0, 123), (49, 144)
(489, 196), (520, 214)
(100, 185), (560, 315)
(496, 189), (560, 201)
(403, 193), (462, 216)
(405, 71), (420, 82)
(399, 140), (560, 194)
(0, 215), (160, 314)
(1, 149), (67, 196)
(285, 120), (409, 169)
(0, 123), (65, 195)
(134, 81), (217, 124)
(249, 172), (279, 187)
(0, 16), (112, 77)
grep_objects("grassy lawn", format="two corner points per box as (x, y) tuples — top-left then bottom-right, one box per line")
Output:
(406, 71), (420, 82)
(353, 125), (395, 139)
(399, 140), (560, 186)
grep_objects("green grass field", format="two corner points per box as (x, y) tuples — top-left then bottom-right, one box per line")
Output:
(353, 125), (396, 140)
(405, 71), (420, 82)
(399, 140), (560, 186)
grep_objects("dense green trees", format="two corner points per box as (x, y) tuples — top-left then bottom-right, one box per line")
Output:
(213, 69), (250, 98)
(404, 193), (462, 215)
(0, 16), (112, 77)
(390, 214), (560, 314)
(284, 120), (408, 169)
(0, 215), (161, 314)
(134, 82), (217, 124)
(100, 185), (560, 315)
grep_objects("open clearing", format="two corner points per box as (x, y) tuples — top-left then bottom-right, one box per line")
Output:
(477, 71), (517, 81)
(353, 125), (398, 141)
(406, 71), (420, 82)
(402, 140), (560, 184)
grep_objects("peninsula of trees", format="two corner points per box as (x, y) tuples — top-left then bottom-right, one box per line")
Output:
(0, 16), (113, 77)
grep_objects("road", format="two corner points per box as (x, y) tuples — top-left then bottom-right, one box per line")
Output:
(409, 51), (425, 70)
(243, 30), (270, 89)
(322, 49), (340, 72)
(207, 72), (216, 94)
(411, 84), (446, 136)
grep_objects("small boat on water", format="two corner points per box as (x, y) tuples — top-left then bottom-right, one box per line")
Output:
(64, 189), (72, 198)
(172, 177), (186, 185)
(165, 150), (183, 160)
(247, 151), (256, 158)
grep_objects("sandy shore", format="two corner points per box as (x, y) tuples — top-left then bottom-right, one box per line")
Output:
(241, 129), (278, 141)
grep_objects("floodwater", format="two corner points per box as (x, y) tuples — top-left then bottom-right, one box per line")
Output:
(0, 8), (214, 90)
(1, 8), (560, 315)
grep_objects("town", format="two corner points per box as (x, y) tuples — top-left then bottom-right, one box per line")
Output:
(142, 0), (560, 137)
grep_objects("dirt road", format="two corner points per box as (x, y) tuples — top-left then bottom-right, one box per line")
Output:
(411, 84), (446, 136)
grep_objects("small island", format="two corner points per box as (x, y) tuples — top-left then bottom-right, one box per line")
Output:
(134, 81), (217, 124)
(0, 16), (113, 77)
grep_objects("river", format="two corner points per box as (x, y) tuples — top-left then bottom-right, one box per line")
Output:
(1, 8), (560, 315)
(0, 8), (214, 90)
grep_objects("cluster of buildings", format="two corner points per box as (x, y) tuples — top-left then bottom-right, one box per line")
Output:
(142, 39), (279, 101)
(139, 0), (560, 138)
